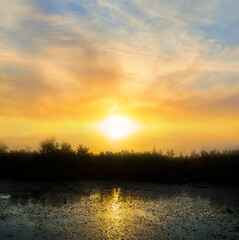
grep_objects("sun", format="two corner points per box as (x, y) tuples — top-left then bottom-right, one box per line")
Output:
(96, 115), (140, 139)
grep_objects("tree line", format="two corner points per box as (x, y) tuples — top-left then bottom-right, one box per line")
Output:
(0, 138), (238, 184)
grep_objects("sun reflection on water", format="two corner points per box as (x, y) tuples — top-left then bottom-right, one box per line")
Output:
(96, 187), (136, 239)
(111, 188), (120, 215)
(2, 183), (237, 239)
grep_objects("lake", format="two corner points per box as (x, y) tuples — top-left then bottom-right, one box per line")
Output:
(0, 180), (239, 239)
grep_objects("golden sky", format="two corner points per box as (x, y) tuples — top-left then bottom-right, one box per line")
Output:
(0, 0), (239, 153)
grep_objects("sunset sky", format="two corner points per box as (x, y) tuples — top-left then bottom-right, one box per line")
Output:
(1, 0), (239, 153)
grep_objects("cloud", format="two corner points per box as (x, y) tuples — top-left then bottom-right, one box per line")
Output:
(0, 0), (239, 124)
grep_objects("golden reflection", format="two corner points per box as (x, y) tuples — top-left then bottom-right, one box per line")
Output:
(96, 188), (136, 239)
(111, 188), (120, 215)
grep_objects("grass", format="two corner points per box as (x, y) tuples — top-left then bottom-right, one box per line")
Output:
(0, 138), (239, 184)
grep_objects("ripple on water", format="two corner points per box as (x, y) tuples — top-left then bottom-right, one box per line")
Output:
(0, 181), (239, 240)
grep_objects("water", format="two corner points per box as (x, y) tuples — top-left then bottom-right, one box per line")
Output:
(0, 180), (239, 239)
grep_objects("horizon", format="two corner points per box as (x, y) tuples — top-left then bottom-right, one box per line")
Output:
(1, 137), (238, 156)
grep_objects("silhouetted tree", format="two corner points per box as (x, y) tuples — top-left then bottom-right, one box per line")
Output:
(0, 141), (8, 153)
(166, 149), (175, 158)
(76, 144), (90, 156)
(39, 137), (59, 154)
(190, 150), (199, 158)
(60, 142), (74, 154)
(200, 150), (209, 158)
(0, 138), (239, 183)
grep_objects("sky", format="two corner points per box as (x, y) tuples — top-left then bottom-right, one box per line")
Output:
(0, 0), (239, 153)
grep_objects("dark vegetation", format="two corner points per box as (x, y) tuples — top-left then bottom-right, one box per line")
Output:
(0, 138), (239, 184)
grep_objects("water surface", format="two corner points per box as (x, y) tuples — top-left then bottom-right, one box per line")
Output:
(0, 180), (239, 239)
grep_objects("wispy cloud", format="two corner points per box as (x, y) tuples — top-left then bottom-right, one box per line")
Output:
(0, 0), (239, 150)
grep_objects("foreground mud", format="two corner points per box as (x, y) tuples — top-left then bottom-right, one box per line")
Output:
(0, 180), (239, 239)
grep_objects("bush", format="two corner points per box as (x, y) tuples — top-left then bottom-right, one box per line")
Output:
(0, 138), (238, 184)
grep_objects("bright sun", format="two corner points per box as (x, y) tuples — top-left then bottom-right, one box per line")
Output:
(96, 115), (140, 139)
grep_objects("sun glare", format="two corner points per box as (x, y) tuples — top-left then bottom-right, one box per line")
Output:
(96, 115), (140, 139)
